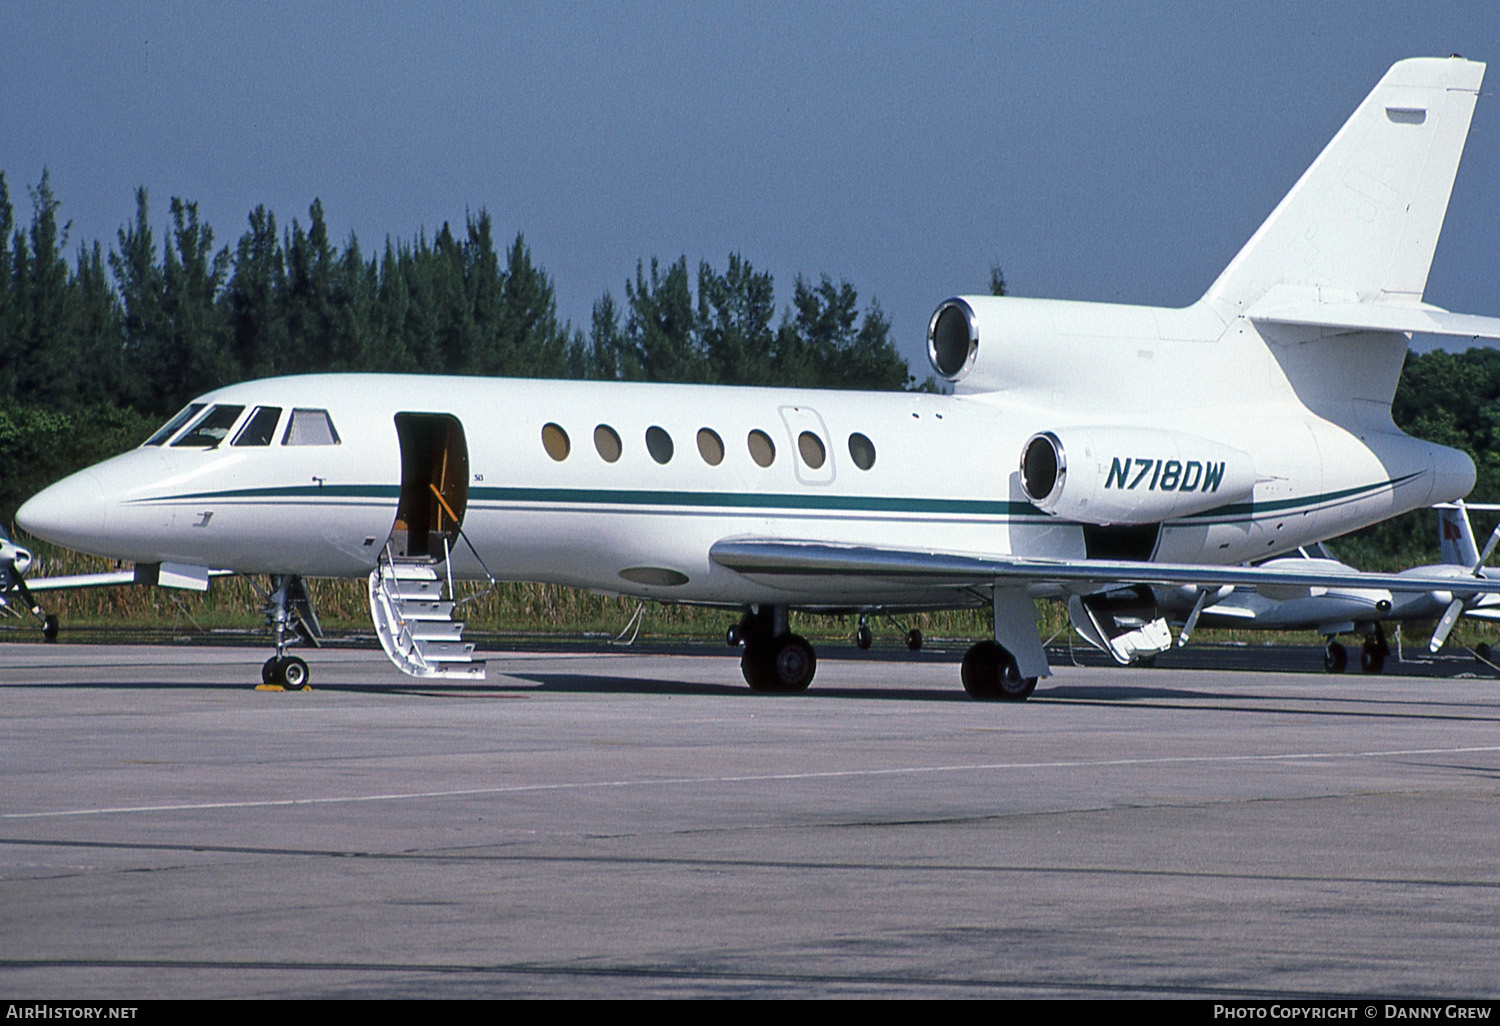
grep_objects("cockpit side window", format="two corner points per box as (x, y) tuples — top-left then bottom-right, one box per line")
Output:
(283, 408), (341, 446)
(144, 404), (206, 446)
(171, 405), (246, 448)
(232, 406), (284, 447)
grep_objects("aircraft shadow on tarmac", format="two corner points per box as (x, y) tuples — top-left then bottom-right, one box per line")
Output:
(497, 672), (967, 702)
(4, 652), (1499, 722)
(381, 672), (1500, 723)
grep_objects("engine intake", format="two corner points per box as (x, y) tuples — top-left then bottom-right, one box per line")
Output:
(1021, 432), (1065, 507)
(927, 298), (979, 380)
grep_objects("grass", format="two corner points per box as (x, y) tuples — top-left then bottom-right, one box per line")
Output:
(5, 532), (1491, 652)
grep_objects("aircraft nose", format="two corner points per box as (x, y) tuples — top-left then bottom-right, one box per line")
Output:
(16, 469), (107, 552)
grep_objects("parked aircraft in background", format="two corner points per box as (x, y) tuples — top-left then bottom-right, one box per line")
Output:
(0, 523), (210, 640)
(0, 524), (54, 637)
(1134, 504), (1500, 673)
(16, 57), (1500, 698)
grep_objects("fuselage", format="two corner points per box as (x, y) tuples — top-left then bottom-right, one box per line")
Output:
(16, 353), (1473, 610)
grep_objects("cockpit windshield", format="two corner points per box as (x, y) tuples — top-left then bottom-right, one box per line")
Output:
(172, 405), (246, 448)
(143, 403), (338, 449)
(143, 404), (206, 446)
(232, 406), (283, 447)
(283, 409), (340, 446)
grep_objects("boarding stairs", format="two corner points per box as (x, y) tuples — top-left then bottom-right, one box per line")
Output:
(368, 546), (486, 680)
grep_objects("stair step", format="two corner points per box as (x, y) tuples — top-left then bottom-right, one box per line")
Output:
(414, 638), (477, 661)
(392, 578), (444, 599)
(385, 562), (440, 580)
(393, 599), (455, 620)
(407, 620), (465, 641)
(427, 661), (486, 680)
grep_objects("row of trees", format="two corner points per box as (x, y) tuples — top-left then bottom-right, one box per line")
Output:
(0, 171), (912, 421)
(2, 170), (1496, 569)
(0, 171), (913, 518)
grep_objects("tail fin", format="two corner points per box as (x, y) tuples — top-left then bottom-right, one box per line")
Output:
(1438, 504), (1480, 567)
(1205, 57), (1484, 312)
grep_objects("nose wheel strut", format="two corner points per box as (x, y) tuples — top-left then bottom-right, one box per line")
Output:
(256, 575), (321, 690)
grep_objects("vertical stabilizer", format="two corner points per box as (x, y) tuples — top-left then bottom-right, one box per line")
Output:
(1205, 57), (1484, 312)
(1438, 504), (1480, 567)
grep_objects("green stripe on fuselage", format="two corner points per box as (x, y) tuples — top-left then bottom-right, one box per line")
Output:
(132, 474), (1419, 525)
(1176, 473), (1421, 522)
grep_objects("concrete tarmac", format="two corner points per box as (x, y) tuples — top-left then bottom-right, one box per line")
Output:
(1, 641), (1498, 998)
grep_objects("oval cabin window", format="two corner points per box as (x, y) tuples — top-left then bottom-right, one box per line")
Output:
(697, 428), (725, 466)
(594, 424), (622, 463)
(797, 431), (826, 469)
(542, 423), (570, 461)
(847, 432), (876, 471)
(747, 429), (775, 468)
(646, 426), (674, 464)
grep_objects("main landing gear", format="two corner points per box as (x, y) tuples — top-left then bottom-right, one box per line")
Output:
(1323, 625), (1389, 674)
(257, 575), (321, 690)
(728, 606), (1036, 701)
(960, 640), (1037, 701)
(728, 606), (817, 692)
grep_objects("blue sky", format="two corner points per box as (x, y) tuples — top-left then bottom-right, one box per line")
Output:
(4, 1), (1498, 371)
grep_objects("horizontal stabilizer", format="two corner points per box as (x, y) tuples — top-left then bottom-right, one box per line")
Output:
(1250, 301), (1500, 341)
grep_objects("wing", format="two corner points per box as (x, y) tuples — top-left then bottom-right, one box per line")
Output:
(22, 570), (139, 591)
(708, 538), (1500, 598)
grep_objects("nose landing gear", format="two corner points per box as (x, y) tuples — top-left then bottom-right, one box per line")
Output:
(255, 575), (321, 691)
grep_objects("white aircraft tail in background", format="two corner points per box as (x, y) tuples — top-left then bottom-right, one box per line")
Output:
(17, 57), (1500, 697)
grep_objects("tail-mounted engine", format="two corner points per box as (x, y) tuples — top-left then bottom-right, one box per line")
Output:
(1019, 427), (1255, 525)
(928, 297), (982, 381)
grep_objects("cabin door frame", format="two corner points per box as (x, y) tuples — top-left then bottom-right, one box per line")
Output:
(391, 412), (470, 560)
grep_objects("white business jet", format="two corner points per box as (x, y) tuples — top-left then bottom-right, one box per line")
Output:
(1150, 504), (1500, 673)
(17, 57), (1500, 698)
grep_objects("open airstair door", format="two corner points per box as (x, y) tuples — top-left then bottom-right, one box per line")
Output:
(371, 412), (484, 680)
(391, 413), (469, 560)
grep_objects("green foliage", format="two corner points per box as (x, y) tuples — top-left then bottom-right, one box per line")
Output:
(8, 172), (1500, 637)
(0, 170), (924, 537)
(989, 262), (1007, 297)
(572, 253), (911, 390)
(1333, 347), (1500, 570)
(0, 404), (155, 521)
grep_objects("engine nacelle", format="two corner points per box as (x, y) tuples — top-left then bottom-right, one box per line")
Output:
(926, 294), (1228, 396)
(1019, 427), (1256, 525)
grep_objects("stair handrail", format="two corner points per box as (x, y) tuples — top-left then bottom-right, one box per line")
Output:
(427, 483), (497, 608)
(374, 543), (426, 671)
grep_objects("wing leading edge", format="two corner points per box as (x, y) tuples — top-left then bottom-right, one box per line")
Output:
(708, 538), (1500, 598)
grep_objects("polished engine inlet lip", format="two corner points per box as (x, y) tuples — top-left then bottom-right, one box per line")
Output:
(927, 297), (979, 381)
(1020, 431), (1065, 507)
